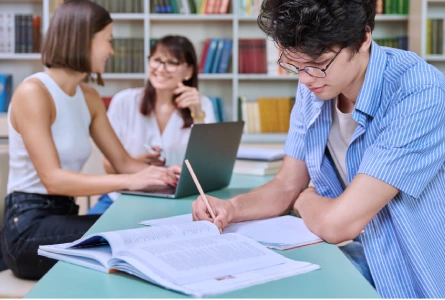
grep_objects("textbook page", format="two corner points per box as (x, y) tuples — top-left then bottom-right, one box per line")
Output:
(224, 215), (322, 248)
(140, 214), (322, 249)
(112, 253), (319, 297)
(183, 259), (320, 297)
(39, 221), (220, 260)
(112, 233), (290, 286)
(38, 244), (112, 271)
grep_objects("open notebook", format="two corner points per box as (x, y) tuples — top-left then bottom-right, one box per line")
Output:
(38, 221), (319, 297)
(139, 214), (323, 250)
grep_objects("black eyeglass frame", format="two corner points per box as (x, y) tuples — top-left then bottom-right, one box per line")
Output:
(277, 48), (344, 78)
(147, 55), (183, 73)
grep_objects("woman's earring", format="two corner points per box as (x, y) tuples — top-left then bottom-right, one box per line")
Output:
(184, 77), (189, 81)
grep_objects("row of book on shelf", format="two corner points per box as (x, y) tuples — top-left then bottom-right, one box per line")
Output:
(238, 96), (294, 135)
(240, 38), (295, 75)
(89, 0), (144, 13)
(199, 38), (232, 74)
(426, 19), (445, 56)
(105, 38), (145, 74)
(109, 35), (411, 76)
(152, 0), (230, 14)
(374, 36), (408, 50)
(375, 0), (409, 15)
(198, 37), (291, 75)
(0, 13), (41, 54)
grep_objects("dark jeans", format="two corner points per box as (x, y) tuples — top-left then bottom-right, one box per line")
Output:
(0, 192), (100, 280)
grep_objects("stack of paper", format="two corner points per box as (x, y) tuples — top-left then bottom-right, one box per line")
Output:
(234, 146), (286, 176)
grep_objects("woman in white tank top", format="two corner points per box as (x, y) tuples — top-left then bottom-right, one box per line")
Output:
(0, 0), (179, 280)
(88, 35), (217, 215)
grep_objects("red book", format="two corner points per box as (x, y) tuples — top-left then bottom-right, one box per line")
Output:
(102, 97), (112, 109)
(219, 0), (230, 14)
(198, 39), (211, 73)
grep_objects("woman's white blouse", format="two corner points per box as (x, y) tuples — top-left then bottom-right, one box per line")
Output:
(107, 87), (216, 167)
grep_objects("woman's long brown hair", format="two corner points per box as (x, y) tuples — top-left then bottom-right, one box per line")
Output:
(140, 35), (199, 128)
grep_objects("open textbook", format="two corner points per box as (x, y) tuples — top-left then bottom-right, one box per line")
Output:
(140, 214), (323, 250)
(38, 221), (319, 297)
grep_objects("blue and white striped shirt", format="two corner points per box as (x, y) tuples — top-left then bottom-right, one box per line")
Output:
(285, 41), (445, 298)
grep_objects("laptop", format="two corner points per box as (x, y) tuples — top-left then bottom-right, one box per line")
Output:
(121, 121), (244, 199)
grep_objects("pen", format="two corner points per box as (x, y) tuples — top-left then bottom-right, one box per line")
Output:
(184, 159), (222, 233)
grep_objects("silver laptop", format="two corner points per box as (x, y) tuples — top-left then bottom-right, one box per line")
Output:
(121, 121), (244, 199)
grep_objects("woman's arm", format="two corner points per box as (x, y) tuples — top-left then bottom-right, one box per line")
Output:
(9, 80), (177, 197)
(82, 84), (152, 174)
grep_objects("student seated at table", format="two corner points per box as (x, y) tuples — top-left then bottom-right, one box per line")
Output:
(87, 35), (216, 215)
(0, 0), (180, 280)
(192, 0), (445, 298)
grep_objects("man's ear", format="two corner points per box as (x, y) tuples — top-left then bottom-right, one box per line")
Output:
(359, 26), (372, 53)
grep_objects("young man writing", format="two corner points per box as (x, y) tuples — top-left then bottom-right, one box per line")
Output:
(192, 0), (445, 297)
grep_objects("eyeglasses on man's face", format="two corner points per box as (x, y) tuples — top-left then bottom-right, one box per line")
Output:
(148, 56), (182, 73)
(277, 48), (343, 78)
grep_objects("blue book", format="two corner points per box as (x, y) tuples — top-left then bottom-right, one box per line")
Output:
(216, 97), (226, 122)
(0, 74), (13, 112)
(209, 97), (221, 122)
(203, 39), (218, 74)
(217, 39), (233, 73)
(211, 39), (225, 73)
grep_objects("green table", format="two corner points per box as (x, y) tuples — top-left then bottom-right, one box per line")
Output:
(26, 174), (379, 298)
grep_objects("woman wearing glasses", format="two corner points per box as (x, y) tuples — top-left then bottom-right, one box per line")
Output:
(88, 35), (216, 214)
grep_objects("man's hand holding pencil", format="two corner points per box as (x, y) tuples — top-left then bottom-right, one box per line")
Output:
(186, 160), (234, 232)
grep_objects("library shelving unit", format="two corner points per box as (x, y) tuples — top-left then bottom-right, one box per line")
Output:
(408, 0), (445, 74)
(0, 0), (410, 143)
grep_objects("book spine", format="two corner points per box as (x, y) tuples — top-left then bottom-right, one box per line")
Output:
(211, 38), (225, 73)
(217, 39), (232, 73)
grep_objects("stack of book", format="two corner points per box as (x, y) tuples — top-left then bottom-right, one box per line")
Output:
(234, 146), (285, 176)
(104, 38), (144, 74)
(90, 0), (144, 13)
(0, 13), (41, 54)
(198, 38), (233, 74)
(152, 0), (231, 14)
(238, 96), (295, 134)
(426, 19), (444, 55)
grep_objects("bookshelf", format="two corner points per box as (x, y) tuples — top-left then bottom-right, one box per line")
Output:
(408, 0), (445, 75)
(0, 0), (410, 142)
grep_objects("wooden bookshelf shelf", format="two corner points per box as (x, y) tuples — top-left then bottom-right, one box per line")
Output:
(425, 55), (445, 61)
(198, 74), (233, 80)
(101, 73), (145, 80)
(241, 133), (287, 144)
(0, 53), (41, 60)
(110, 13), (145, 20)
(375, 14), (408, 21)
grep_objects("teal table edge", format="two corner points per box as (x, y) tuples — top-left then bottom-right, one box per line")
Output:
(26, 174), (379, 298)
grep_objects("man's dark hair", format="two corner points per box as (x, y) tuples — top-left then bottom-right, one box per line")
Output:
(258, 0), (376, 57)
